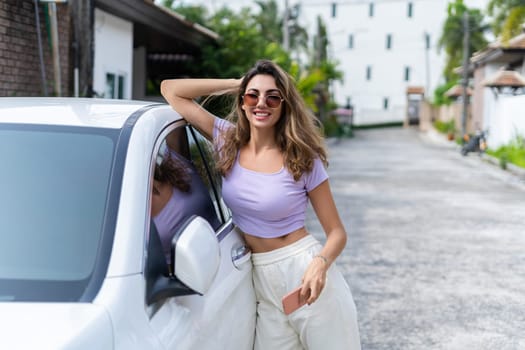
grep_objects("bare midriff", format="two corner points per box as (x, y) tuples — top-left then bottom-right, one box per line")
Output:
(243, 227), (309, 253)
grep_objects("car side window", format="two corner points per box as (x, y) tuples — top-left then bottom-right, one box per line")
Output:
(150, 125), (222, 265)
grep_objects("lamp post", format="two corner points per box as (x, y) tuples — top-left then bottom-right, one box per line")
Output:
(424, 31), (431, 99)
(461, 11), (470, 141)
(282, 0), (290, 51)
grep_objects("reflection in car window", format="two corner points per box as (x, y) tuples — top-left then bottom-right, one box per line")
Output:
(151, 126), (222, 262)
(0, 125), (117, 301)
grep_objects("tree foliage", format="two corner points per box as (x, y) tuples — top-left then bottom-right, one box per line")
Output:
(433, 79), (456, 106)
(308, 16), (343, 118)
(203, 7), (267, 78)
(254, 0), (282, 43)
(158, 0), (343, 117)
(313, 16), (329, 63)
(487, 0), (525, 43)
(165, 1), (208, 23)
(438, 0), (489, 83)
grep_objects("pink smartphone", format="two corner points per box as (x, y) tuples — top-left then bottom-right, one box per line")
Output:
(282, 286), (307, 315)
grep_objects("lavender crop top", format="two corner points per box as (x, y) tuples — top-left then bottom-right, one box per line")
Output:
(213, 117), (328, 238)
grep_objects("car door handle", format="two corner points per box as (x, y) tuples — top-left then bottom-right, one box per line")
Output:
(231, 244), (251, 269)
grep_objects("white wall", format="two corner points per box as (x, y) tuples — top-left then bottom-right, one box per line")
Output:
(93, 8), (133, 99)
(487, 94), (525, 148)
(480, 63), (525, 148)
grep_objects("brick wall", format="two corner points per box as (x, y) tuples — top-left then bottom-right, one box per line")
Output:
(0, 0), (71, 97)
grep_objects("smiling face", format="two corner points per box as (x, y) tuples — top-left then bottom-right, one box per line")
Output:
(241, 74), (284, 130)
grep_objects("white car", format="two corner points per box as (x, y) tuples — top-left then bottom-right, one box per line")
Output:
(0, 98), (256, 349)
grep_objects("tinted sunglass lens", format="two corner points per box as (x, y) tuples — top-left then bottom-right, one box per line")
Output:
(266, 96), (282, 108)
(243, 94), (258, 106)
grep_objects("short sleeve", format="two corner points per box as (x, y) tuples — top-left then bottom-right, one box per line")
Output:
(213, 117), (234, 149)
(304, 157), (329, 192)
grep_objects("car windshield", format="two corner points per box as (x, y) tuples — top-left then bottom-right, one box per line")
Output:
(0, 124), (118, 301)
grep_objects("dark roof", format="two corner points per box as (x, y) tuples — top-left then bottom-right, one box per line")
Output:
(482, 70), (525, 88)
(406, 86), (425, 95)
(444, 84), (472, 97)
(471, 33), (525, 66)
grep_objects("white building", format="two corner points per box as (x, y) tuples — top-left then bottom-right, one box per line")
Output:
(296, 0), (450, 126)
(92, 2), (217, 101)
(93, 9), (134, 99)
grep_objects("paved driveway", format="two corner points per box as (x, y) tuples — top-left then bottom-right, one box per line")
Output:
(306, 127), (525, 350)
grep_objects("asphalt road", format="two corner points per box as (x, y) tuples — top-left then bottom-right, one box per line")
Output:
(306, 127), (525, 350)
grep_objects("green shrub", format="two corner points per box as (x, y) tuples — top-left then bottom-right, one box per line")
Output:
(487, 133), (525, 169)
(433, 119), (456, 134)
(488, 147), (525, 168)
(433, 80), (456, 106)
(322, 115), (343, 137)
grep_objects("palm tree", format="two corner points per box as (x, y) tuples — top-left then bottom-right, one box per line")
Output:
(438, 0), (489, 82)
(309, 16), (343, 120)
(253, 0), (308, 54)
(487, 0), (525, 43)
(254, 0), (281, 44)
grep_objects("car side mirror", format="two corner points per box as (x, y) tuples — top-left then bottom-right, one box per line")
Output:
(170, 215), (220, 295)
(146, 216), (220, 305)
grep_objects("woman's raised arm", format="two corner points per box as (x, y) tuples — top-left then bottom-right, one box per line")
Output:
(160, 78), (241, 139)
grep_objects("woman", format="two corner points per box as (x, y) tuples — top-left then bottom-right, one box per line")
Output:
(161, 59), (361, 350)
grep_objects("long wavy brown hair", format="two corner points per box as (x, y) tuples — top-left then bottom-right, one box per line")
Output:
(153, 154), (191, 194)
(216, 59), (327, 181)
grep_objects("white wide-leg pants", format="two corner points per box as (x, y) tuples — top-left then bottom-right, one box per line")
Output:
(251, 235), (361, 350)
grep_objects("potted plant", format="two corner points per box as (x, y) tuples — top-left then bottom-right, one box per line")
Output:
(445, 120), (456, 141)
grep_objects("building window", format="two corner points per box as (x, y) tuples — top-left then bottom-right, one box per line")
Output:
(331, 2), (337, 17)
(408, 2), (413, 17)
(366, 66), (372, 81)
(105, 72), (125, 99)
(383, 98), (389, 110)
(404, 66), (410, 81)
(425, 32), (431, 49)
(346, 96), (352, 108)
(369, 3), (374, 17)
(349, 34), (354, 49)
(386, 34), (392, 49)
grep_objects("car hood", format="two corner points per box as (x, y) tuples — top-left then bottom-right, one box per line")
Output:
(0, 302), (113, 349)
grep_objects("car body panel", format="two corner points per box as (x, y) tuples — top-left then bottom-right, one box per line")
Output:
(150, 225), (256, 349)
(93, 274), (165, 349)
(0, 97), (152, 128)
(0, 303), (113, 349)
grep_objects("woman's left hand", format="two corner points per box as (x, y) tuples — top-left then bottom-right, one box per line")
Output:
(300, 256), (328, 305)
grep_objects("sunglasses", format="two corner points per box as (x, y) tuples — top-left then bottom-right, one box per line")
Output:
(242, 93), (284, 108)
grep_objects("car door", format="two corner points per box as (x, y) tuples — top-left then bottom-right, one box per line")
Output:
(146, 122), (256, 350)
